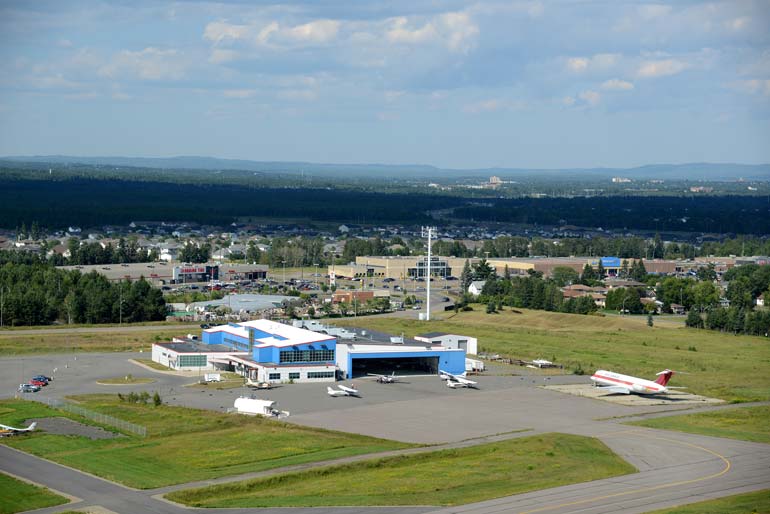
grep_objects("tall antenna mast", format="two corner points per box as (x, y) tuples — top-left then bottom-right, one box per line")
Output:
(421, 226), (437, 321)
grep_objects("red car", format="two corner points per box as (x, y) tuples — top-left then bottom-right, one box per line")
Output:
(29, 379), (47, 387)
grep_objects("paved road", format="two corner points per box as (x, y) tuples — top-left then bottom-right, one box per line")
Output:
(2, 352), (769, 513)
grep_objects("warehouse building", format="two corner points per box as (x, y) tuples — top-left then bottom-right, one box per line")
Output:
(414, 332), (478, 355)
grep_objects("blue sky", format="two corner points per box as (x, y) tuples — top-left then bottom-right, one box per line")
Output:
(0, 0), (768, 169)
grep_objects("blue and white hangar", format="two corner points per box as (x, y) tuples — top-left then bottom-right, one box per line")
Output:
(152, 319), (467, 383)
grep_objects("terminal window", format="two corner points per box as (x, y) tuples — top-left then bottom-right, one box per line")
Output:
(268, 372), (281, 380)
(279, 349), (335, 363)
(289, 372), (300, 380)
(179, 354), (207, 367)
(307, 371), (335, 379)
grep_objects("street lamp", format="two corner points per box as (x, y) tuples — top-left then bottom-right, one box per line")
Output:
(281, 259), (287, 290)
(0, 286), (8, 328)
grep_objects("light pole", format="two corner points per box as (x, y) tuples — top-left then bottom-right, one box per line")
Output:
(313, 263), (319, 290)
(119, 281), (123, 326)
(421, 226), (436, 321)
(282, 259), (286, 290)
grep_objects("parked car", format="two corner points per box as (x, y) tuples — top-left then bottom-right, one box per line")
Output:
(32, 375), (51, 383)
(29, 379), (47, 387)
(18, 383), (40, 393)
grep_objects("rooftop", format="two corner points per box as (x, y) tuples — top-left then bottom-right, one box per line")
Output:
(205, 319), (335, 348)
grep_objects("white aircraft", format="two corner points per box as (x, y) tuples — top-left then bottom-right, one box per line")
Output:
(245, 378), (272, 389)
(327, 384), (360, 397)
(439, 370), (478, 389)
(590, 369), (683, 395)
(0, 422), (37, 437)
(368, 372), (398, 384)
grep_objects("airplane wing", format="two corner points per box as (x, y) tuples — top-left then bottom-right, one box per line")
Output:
(595, 385), (631, 394)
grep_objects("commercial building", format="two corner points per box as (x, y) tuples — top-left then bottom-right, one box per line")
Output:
(152, 319), (467, 383)
(414, 332), (478, 355)
(329, 256), (480, 280)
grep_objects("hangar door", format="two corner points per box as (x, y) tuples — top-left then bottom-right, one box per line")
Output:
(351, 355), (438, 377)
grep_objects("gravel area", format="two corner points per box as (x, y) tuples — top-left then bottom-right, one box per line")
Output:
(27, 417), (123, 440)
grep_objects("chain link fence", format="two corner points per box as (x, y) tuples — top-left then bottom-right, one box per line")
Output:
(37, 396), (147, 437)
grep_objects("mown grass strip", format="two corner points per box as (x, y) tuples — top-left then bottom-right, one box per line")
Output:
(167, 433), (635, 508)
(0, 472), (69, 514)
(629, 406), (770, 443)
(644, 488), (770, 514)
(0, 396), (414, 489)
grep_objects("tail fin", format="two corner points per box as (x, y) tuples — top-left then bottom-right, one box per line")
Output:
(655, 370), (674, 386)
(27, 422), (37, 431)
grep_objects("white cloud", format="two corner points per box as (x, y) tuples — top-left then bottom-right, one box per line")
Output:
(562, 96), (576, 106)
(223, 89), (256, 99)
(579, 90), (601, 106)
(203, 21), (250, 44)
(385, 12), (479, 53)
(566, 57), (588, 72)
(565, 53), (619, 73)
(99, 47), (185, 81)
(284, 19), (340, 44)
(725, 16), (750, 31)
(636, 58), (687, 78)
(601, 79), (634, 91)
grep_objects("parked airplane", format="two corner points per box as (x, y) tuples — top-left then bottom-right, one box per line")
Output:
(327, 384), (360, 397)
(245, 378), (272, 389)
(0, 422), (37, 437)
(590, 369), (683, 395)
(368, 372), (398, 384)
(439, 370), (478, 389)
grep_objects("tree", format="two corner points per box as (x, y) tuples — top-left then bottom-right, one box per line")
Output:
(460, 259), (473, 292)
(473, 259), (495, 281)
(629, 259), (647, 282)
(551, 266), (579, 287)
(580, 264), (597, 285)
(685, 308), (703, 328)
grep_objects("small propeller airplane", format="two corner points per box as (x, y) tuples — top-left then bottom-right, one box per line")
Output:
(590, 368), (685, 395)
(368, 372), (398, 384)
(245, 377), (272, 389)
(0, 422), (37, 437)
(327, 384), (360, 397)
(439, 370), (478, 389)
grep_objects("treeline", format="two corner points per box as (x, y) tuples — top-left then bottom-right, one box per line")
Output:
(2, 174), (769, 236)
(453, 196), (770, 235)
(0, 262), (166, 326)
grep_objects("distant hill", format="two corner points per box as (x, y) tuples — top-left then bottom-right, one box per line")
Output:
(1, 155), (768, 181)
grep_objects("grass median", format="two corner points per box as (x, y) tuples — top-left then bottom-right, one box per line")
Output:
(644, 489), (770, 514)
(629, 405), (770, 443)
(167, 433), (635, 508)
(0, 329), (183, 355)
(336, 308), (770, 402)
(0, 472), (69, 514)
(0, 396), (415, 489)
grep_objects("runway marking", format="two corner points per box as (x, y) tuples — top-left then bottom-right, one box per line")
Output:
(516, 431), (732, 514)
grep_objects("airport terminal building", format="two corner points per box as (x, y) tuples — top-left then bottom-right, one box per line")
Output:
(152, 319), (466, 383)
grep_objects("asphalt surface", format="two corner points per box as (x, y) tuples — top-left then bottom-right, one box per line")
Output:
(1, 352), (769, 514)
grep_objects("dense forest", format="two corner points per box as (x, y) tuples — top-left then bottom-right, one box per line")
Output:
(0, 253), (166, 326)
(1, 166), (769, 235)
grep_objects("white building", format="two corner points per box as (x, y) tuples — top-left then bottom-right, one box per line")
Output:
(468, 280), (486, 296)
(414, 332), (478, 355)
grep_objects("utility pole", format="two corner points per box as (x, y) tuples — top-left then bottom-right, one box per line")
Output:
(0, 286), (7, 328)
(421, 226), (436, 321)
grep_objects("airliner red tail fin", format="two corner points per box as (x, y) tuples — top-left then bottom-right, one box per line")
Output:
(655, 369), (674, 386)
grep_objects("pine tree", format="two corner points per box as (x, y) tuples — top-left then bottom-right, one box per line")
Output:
(460, 259), (473, 291)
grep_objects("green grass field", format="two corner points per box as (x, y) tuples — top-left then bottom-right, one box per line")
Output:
(0, 396), (414, 489)
(133, 358), (172, 371)
(167, 433), (635, 508)
(645, 489), (770, 514)
(336, 308), (770, 402)
(0, 472), (68, 514)
(630, 406), (770, 443)
(96, 376), (156, 385)
(0, 329), (183, 355)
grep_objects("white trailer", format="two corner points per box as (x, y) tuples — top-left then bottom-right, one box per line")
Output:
(233, 397), (289, 418)
(466, 358), (485, 373)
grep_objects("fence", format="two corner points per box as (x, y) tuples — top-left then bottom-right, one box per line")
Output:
(37, 397), (147, 437)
